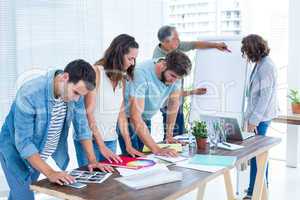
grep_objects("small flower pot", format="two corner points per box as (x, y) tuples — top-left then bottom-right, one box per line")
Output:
(292, 103), (300, 114)
(196, 138), (208, 150)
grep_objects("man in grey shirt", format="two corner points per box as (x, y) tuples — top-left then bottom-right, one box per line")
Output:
(153, 25), (230, 59)
(153, 25), (231, 138)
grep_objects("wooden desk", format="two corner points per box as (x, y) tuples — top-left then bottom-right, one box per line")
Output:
(273, 114), (300, 167)
(31, 136), (280, 200)
(273, 114), (300, 125)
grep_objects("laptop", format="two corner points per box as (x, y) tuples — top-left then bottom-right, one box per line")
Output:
(199, 115), (255, 141)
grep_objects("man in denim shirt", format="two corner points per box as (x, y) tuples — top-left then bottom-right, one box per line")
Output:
(0, 59), (113, 200)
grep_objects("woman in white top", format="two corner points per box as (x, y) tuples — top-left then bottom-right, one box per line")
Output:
(74, 34), (143, 166)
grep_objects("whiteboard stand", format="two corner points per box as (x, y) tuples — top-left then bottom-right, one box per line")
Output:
(189, 35), (250, 197)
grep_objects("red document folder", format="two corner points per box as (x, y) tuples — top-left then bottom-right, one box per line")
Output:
(99, 156), (156, 170)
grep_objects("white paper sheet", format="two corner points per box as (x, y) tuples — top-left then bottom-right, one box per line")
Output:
(142, 154), (173, 166)
(217, 142), (244, 150)
(154, 155), (188, 163)
(176, 159), (224, 173)
(116, 164), (169, 177)
(115, 169), (183, 190)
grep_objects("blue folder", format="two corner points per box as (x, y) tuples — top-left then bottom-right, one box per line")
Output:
(189, 155), (237, 167)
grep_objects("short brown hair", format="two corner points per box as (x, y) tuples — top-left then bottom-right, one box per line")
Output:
(165, 50), (192, 77)
(241, 34), (270, 63)
(64, 59), (96, 91)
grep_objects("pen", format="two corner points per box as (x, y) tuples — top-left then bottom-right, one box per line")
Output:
(222, 142), (231, 147)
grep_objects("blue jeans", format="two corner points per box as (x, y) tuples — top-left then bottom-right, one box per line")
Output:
(0, 153), (40, 200)
(247, 121), (271, 196)
(74, 140), (117, 167)
(161, 104), (185, 140)
(117, 118), (151, 154)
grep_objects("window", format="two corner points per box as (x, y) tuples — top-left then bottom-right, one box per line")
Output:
(165, 0), (288, 161)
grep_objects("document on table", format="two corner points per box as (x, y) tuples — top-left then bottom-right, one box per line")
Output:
(189, 155), (237, 167)
(143, 154), (173, 166)
(143, 143), (183, 153)
(115, 168), (183, 189)
(154, 155), (188, 163)
(175, 154), (236, 172)
(116, 164), (169, 177)
(176, 159), (224, 173)
(217, 142), (244, 150)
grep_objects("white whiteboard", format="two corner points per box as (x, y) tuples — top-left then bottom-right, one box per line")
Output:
(190, 36), (248, 123)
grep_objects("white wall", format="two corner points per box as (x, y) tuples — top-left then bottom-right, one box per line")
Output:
(99, 0), (167, 140)
(0, 0), (165, 124)
(0, 0), (17, 126)
(241, 0), (288, 68)
(0, 0), (166, 193)
(101, 0), (165, 61)
(288, 0), (300, 91)
(241, 0), (289, 113)
(15, 0), (103, 73)
(99, 0), (166, 140)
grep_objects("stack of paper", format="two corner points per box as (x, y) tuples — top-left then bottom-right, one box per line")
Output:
(154, 155), (188, 163)
(176, 160), (224, 172)
(217, 142), (244, 150)
(142, 143), (183, 153)
(143, 154), (174, 166)
(116, 164), (168, 177)
(115, 167), (182, 189)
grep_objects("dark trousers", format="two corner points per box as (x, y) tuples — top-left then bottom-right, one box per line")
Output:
(161, 104), (185, 140)
(117, 118), (151, 154)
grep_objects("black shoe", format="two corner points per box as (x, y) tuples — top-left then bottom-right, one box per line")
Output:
(242, 195), (252, 200)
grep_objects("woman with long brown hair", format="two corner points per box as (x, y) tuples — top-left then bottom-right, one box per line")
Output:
(74, 34), (143, 167)
(241, 34), (278, 199)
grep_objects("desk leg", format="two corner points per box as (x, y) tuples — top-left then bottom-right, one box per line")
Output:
(223, 170), (235, 200)
(252, 151), (268, 200)
(196, 183), (206, 200)
(286, 124), (300, 168)
(236, 169), (240, 195)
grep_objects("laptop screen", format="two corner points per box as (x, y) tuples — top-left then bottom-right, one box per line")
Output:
(199, 115), (242, 140)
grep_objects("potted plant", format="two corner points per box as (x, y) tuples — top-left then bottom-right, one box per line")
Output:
(191, 121), (208, 150)
(288, 89), (300, 114)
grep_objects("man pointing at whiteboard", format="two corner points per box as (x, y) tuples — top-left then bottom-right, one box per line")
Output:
(153, 25), (231, 139)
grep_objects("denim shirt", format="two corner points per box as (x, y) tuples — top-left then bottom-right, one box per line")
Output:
(0, 70), (92, 183)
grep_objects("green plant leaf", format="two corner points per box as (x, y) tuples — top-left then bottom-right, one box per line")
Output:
(191, 120), (208, 139)
(288, 89), (300, 103)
